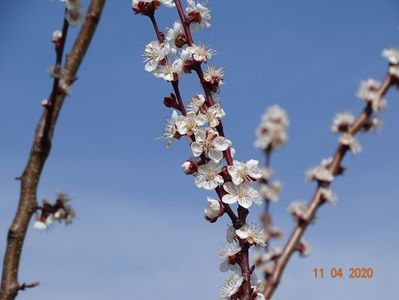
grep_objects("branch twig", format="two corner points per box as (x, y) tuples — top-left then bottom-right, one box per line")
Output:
(0, 2), (106, 299)
(263, 74), (395, 299)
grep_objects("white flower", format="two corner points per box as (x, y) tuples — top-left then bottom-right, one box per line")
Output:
(66, 3), (84, 27)
(218, 241), (241, 272)
(288, 201), (308, 221)
(222, 182), (261, 209)
(194, 160), (224, 190)
(188, 94), (206, 113)
(176, 111), (206, 136)
(227, 160), (262, 185)
(235, 223), (267, 246)
(186, 0), (211, 30)
(259, 181), (282, 202)
(331, 112), (354, 133)
(33, 220), (47, 230)
(319, 187), (337, 204)
(204, 65), (224, 82)
(255, 105), (289, 150)
(382, 48), (399, 64)
(339, 133), (362, 154)
(191, 129), (231, 163)
(219, 273), (243, 299)
(52, 30), (62, 42)
(184, 44), (214, 63)
(204, 66), (224, 92)
(217, 241), (241, 259)
(153, 59), (183, 81)
(162, 110), (179, 147)
(305, 159), (334, 182)
(389, 65), (399, 77)
(65, 0), (81, 9)
(33, 215), (54, 231)
(357, 79), (386, 112)
(143, 41), (169, 72)
(166, 22), (184, 54)
(204, 197), (221, 220)
(199, 103), (225, 128)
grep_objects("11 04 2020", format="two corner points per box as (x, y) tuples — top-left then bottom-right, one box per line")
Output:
(313, 267), (374, 279)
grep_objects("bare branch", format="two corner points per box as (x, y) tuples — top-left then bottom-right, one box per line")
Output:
(0, 1), (106, 299)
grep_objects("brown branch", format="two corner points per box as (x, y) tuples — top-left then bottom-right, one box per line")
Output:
(263, 74), (395, 299)
(0, 1), (106, 299)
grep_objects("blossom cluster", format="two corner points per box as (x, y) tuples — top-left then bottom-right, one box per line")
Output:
(255, 105), (289, 151)
(33, 192), (75, 231)
(217, 224), (267, 299)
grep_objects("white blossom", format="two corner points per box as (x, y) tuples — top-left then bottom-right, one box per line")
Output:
(331, 112), (354, 133)
(235, 223), (267, 246)
(219, 273), (243, 300)
(143, 41), (169, 72)
(52, 30), (62, 42)
(204, 66), (224, 82)
(188, 94), (206, 113)
(389, 65), (399, 77)
(319, 187), (337, 204)
(66, 3), (84, 27)
(339, 133), (362, 154)
(194, 160), (224, 190)
(259, 181), (282, 202)
(191, 129), (231, 163)
(305, 159), (334, 182)
(382, 48), (399, 64)
(162, 110), (179, 147)
(255, 105), (289, 150)
(217, 240), (241, 259)
(184, 44), (214, 63)
(186, 0), (211, 30)
(357, 79), (386, 112)
(176, 111), (206, 136)
(227, 160), (262, 185)
(204, 197), (221, 220)
(288, 201), (308, 221)
(152, 59), (183, 81)
(199, 103), (225, 128)
(166, 21), (184, 54)
(222, 182), (261, 209)
(181, 160), (197, 175)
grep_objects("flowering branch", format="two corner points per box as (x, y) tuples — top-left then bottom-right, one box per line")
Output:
(133, 0), (267, 298)
(263, 59), (399, 299)
(0, 1), (106, 299)
(253, 106), (289, 281)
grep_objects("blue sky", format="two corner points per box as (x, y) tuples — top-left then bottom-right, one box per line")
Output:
(0, 0), (398, 299)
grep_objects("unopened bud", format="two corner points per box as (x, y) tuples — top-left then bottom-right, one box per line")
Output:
(163, 93), (178, 109)
(204, 197), (222, 222)
(181, 160), (197, 175)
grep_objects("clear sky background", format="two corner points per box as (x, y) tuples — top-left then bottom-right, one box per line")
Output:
(1, 0), (398, 299)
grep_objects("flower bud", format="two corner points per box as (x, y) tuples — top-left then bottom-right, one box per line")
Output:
(181, 160), (197, 175)
(204, 197), (222, 222)
(163, 93), (178, 109)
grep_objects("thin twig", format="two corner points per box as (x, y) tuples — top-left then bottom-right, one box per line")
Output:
(0, 2), (106, 299)
(263, 74), (395, 299)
